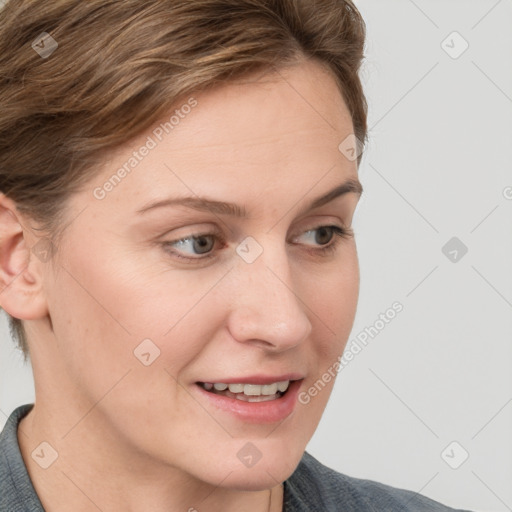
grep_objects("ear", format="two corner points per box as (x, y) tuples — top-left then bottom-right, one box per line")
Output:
(0, 193), (49, 321)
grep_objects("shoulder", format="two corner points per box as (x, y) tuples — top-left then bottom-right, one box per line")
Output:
(284, 451), (473, 512)
(0, 404), (45, 512)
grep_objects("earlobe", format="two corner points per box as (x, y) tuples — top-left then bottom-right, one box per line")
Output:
(0, 194), (49, 320)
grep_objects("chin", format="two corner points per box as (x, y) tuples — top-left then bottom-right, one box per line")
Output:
(222, 464), (298, 491)
(204, 446), (305, 491)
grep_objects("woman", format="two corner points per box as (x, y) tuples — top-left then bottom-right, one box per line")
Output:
(0, 1), (473, 510)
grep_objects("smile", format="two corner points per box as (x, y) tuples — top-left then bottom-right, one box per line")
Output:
(198, 381), (291, 402)
(194, 375), (304, 423)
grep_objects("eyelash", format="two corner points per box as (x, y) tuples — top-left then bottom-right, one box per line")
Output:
(162, 225), (353, 263)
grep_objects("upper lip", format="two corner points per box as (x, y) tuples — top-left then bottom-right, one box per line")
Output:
(197, 373), (304, 385)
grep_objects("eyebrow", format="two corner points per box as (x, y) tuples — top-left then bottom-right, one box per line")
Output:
(136, 178), (363, 218)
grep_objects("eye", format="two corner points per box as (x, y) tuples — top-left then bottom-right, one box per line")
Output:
(163, 232), (221, 261)
(162, 224), (353, 263)
(298, 225), (339, 246)
(293, 225), (353, 255)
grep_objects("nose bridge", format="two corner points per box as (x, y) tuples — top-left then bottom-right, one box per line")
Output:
(227, 236), (313, 350)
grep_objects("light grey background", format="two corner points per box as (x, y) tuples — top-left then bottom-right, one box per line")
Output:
(1, 1), (511, 511)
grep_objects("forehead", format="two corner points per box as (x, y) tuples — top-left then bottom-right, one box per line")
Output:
(85, 59), (357, 217)
(172, 59), (352, 153)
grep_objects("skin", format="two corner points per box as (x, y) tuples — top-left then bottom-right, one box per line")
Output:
(0, 58), (362, 511)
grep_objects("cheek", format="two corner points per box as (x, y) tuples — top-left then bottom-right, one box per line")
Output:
(46, 262), (138, 402)
(304, 249), (360, 360)
(46, 239), (227, 385)
(293, 255), (359, 435)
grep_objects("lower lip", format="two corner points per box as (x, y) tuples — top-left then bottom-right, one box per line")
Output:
(195, 380), (303, 424)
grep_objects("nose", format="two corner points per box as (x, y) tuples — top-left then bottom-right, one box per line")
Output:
(226, 240), (313, 352)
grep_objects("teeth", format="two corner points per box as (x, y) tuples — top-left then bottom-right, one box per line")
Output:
(203, 380), (290, 397)
(228, 383), (244, 393)
(261, 383), (278, 395)
(276, 381), (290, 392)
(244, 384), (261, 396)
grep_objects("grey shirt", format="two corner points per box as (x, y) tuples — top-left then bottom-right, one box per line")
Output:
(1, 404), (473, 511)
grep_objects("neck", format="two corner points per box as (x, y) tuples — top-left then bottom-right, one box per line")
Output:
(18, 403), (284, 512)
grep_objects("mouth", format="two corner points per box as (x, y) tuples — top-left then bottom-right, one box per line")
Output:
(194, 376), (304, 423)
(197, 380), (292, 403)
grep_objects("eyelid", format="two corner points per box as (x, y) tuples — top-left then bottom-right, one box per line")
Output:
(292, 221), (346, 240)
(162, 218), (344, 245)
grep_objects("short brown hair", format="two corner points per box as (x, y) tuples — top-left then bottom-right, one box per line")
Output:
(0, 0), (367, 357)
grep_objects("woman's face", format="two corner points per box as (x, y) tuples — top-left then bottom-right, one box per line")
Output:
(36, 59), (362, 489)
